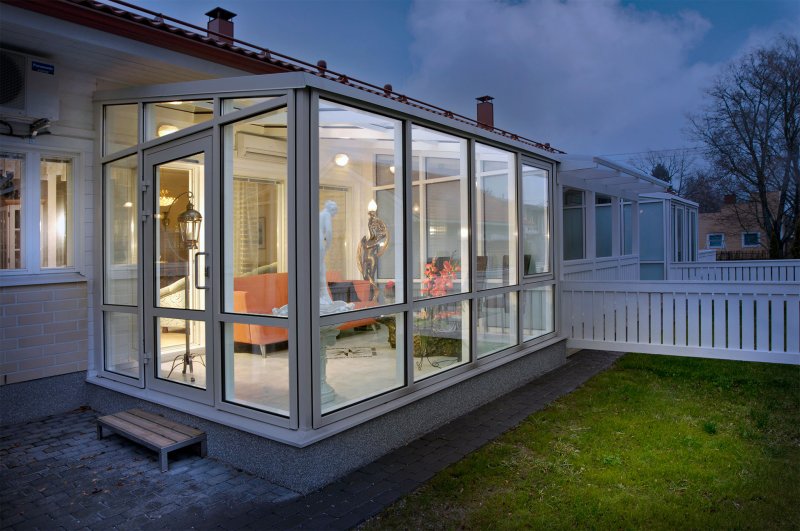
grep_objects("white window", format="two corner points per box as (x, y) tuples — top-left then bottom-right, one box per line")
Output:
(0, 150), (78, 274)
(742, 232), (760, 247)
(563, 189), (584, 261)
(707, 233), (725, 249)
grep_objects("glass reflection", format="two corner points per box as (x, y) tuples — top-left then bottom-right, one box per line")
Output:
(145, 100), (213, 140)
(222, 107), (289, 317)
(521, 165), (549, 275)
(477, 292), (517, 357)
(522, 285), (554, 341)
(475, 143), (516, 289)
(104, 312), (138, 378)
(224, 322), (289, 416)
(318, 100), (404, 314)
(156, 317), (206, 389)
(320, 314), (405, 414)
(156, 153), (206, 312)
(104, 155), (138, 305)
(104, 104), (138, 155)
(412, 125), (469, 299)
(413, 300), (469, 381)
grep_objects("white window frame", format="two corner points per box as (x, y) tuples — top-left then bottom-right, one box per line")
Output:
(0, 147), (83, 280)
(562, 188), (585, 261)
(741, 232), (760, 248)
(707, 233), (725, 249)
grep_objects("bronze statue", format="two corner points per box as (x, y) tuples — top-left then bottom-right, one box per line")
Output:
(357, 203), (389, 301)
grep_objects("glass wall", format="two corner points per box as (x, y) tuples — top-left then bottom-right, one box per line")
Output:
(621, 201), (633, 255)
(475, 143), (517, 288)
(595, 195), (612, 258)
(145, 100), (213, 140)
(563, 189), (584, 261)
(521, 164), (550, 275)
(522, 285), (554, 341)
(104, 155), (138, 305)
(477, 292), (517, 357)
(317, 100), (404, 312)
(411, 126), (469, 299)
(413, 300), (470, 381)
(321, 313), (405, 414)
(220, 105), (291, 414)
(223, 322), (290, 416)
(97, 87), (558, 431)
(104, 312), (138, 378)
(104, 104), (138, 155)
(222, 107), (289, 317)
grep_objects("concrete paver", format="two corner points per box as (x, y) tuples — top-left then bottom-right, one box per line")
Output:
(0, 350), (621, 530)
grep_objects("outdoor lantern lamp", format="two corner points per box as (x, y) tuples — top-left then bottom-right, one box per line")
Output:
(177, 197), (202, 249)
(164, 190), (205, 383)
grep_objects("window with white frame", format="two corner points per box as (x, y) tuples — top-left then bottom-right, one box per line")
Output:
(562, 189), (584, 261)
(1, 150), (77, 272)
(707, 233), (725, 249)
(595, 194), (613, 258)
(620, 200), (633, 255)
(742, 232), (760, 247)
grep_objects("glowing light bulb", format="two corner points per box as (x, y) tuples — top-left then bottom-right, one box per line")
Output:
(334, 153), (349, 167)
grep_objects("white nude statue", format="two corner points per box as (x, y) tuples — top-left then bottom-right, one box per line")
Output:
(319, 200), (353, 314)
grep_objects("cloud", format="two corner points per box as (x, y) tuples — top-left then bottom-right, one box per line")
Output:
(405, 0), (719, 155)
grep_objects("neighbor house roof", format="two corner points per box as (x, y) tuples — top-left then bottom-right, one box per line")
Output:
(3, 0), (564, 154)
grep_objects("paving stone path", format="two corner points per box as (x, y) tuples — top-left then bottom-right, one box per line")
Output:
(0, 350), (622, 530)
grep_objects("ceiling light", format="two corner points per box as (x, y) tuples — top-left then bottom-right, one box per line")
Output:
(389, 165), (395, 174)
(123, 201), (133, 208)
(157, 124), (179, 137)
(334, 153), (349, 167)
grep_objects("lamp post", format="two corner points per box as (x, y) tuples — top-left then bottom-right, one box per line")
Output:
(165, 191), (203, 382)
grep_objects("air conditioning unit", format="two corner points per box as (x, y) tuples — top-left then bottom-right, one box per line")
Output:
(0, 49), (59, 123)
(236, 132), (287, 160)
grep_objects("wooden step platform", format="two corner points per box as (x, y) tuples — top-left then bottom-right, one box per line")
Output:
(97, 408), (207, 472)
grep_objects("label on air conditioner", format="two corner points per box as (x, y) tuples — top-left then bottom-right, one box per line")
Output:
(31, 61), (55, 75)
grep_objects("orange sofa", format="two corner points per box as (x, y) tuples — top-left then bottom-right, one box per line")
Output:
(233, 272), (378, 357)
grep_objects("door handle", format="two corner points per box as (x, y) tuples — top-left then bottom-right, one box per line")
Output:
(194, 252), (209, 290)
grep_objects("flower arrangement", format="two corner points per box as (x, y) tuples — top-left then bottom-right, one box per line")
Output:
(420, 259), (460, 298)
(415, 258), (462, 365)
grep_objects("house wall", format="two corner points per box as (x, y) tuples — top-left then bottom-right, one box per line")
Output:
(0, 5), (254, 415)
(699, 203), (767, 258)
(1, 68), (96, 390)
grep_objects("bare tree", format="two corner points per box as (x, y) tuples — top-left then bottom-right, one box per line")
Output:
(690, 36), (800, 258)
(682, 169), (724, 213)
(629, 149), (696, 196)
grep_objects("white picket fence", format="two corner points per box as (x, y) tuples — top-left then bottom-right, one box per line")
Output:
(562, 280), (800, 364)
(668, 260), (800, 282)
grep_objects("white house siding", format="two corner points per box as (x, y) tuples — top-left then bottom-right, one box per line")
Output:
(0, 68), (96, 386)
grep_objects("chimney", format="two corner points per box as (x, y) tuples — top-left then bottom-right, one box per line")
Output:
(205, 7), (236, 44)
(723, 194), (736, 205)
(476, 96), (494, 129)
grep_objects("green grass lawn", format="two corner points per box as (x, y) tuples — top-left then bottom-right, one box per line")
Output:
(366, 354), (800, 530)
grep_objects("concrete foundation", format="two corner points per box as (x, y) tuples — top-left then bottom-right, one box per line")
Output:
(86, 341), (565, 493)
(0, 371), (88, 425)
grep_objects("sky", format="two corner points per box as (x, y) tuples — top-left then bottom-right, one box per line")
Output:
(127, 0), (799, 159)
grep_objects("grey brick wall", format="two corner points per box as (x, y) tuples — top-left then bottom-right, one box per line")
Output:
(0, 282), (88, 385)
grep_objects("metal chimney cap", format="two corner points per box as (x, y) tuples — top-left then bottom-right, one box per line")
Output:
(205, 7), (237, 21)
(476, 95), (494, 103)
